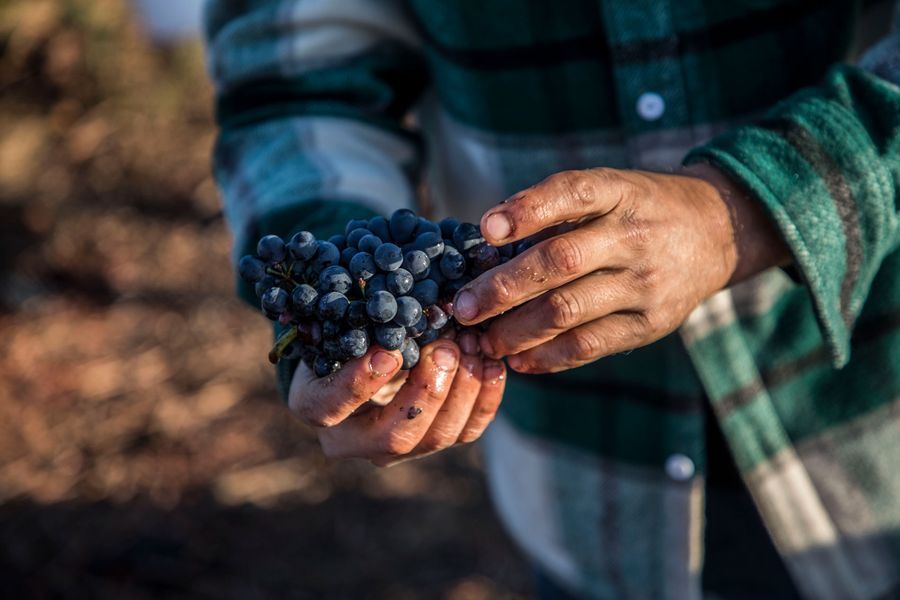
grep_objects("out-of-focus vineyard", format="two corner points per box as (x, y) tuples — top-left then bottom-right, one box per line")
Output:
(0, 1), (529, 597)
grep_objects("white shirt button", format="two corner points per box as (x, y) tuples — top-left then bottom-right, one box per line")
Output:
(636, 92), (666, 121)
(665, 453), (695, 482)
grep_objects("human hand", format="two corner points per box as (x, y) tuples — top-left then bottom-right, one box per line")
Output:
(453, 165), (790, 373)
(288, 334), (506, 466)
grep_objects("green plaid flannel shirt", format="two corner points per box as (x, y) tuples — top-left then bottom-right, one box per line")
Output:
(204, 1), (900, 597)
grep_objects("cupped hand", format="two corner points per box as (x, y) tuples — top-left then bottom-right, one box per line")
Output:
(453, 165), (790, 374)
(288, 337), (506, 466)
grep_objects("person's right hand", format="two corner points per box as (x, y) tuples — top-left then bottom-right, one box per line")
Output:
(287, 334), (507, 467)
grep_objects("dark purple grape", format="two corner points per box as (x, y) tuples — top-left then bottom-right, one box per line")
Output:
(238, 255), (267, 282)
(417, 328), (441, 346)
(439, 248), (466, 280)
(400, 338), (420, 370)
(318, 265), (353, 294)
(314, 355), (342, 378)
(386, 268), (413, 295)
(288, 231), (317, 261)
(254, 275), (278, 298)
(428, 267), (446, 287)
(415, 231), (444, 259)
(364, 273), (387, 298)
(402, 250), (430, 281)
(312, 241), (341, 271)
(374, 324), (406, 351)
(328, 234), (347, 250)
(415, 217), (441, 236)
(291, 283), (318, 316)
(322, 319), (342, 339)
(367, 216), (391, 242)
(407, 313), (428, 338)
(374, 243), (403, 271)
(394, 296), (423, 328)
(390, 208), (418, 243)
(257, 235), (287, 264)
(261, 287), (289, 316)
(318, 291), (349, 320)
(471, 243), (501, 272)
(297, 320), (322, 345)
(340, 329), (369, 359)
(340, 246), (357, 267)
(439, 217), (460, 239)
(345, 219), (369, 236)
(452, 223), (484, 252)
(323, 337), (346, 361)
(347, 227), (369, 249)
(367, 290), (398, 323)
(349, 252), (377, 282)
(411, 279), (439, 307)
(425, 305), (449, 330)
(358, 234), (382, 255)
(346, 300), (368, 329)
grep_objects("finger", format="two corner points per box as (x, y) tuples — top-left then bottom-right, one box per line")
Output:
(506, 312), (651, 374)
(318, 341), (460, 460)
(288, 346), (402, 428)
(480, 168), (636, 246)
(454, 217), (631, 325)
(407, 354), (483, 458)
(458, 360), (507, 444)
(481, 270), (640, 358)
(457, 330), (480, 355)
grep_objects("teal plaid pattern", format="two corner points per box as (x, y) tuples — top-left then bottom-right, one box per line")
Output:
(205, 1), (900, 597)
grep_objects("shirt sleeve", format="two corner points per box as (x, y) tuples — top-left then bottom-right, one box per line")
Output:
(204, 0), (429, 305)
(685, 2), (900, 368)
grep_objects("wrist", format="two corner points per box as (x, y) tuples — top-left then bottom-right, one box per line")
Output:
(682, 163), (792, 286)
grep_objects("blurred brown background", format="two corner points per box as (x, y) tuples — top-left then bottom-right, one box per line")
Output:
(0, 1), (530, 597)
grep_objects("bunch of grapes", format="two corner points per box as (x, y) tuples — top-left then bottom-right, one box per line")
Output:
(238, 209), (525, 378)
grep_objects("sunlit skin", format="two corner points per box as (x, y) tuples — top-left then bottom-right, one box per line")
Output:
(289, 163), (789, 464)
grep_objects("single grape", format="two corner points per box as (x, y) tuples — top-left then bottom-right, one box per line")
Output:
(346, 300), (369, 329)
(345, 218), (370, 236)
(328, 234), (347, 250)
(374, 243), (403, 271)
(417, 328), (441, 346)
(407, 313), (428, 338)
(340, 246), (357, 267)
(291, 283), (319, 316)
(367, 216), (391, 242)
(415, 217), (441, 236)
(394, 296), (423, 328)
(288, 231), (317, 261)
(470, 242), (501, 272)
(439, 248), (466, 280)
(340, 329), (369, 359)
(358, 234), (382, 255)
(261, 287), (289, 316)
(314, 355), (342, 378)
(428, 267), (447, 287)
(400, 338), (420, 370)
(322, 319), (343, 339)
(349, 252), (377, 282)
(367, 290), (398, 323)
(312, 241), (341, 271)
(257, 235), (287, 264)
(389, 208), (418, 243)
(318, 291), (349, 320)
(374, 323), (406, 351)
(254, 275), (278, 298)
(364, 273), (387, 297)
(439, 217), (460, 239)
(323, 337), (347, 361)
(238, 255), (267, 282)
(452, 222), (484, 252)
(386, 268), (413, 295)
(415, 231), (444, 259)
(425, 305), (449, 330)
(411, 279), (439, 307)
(402, 250), (431, 281)
(346, 227), (369, 249)
(318, 265), (353, 294)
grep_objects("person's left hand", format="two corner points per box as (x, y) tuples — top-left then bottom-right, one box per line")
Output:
(452, 165), (791, 374)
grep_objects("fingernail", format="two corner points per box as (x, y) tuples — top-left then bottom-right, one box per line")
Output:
(462, 356), (478, 375)
(506, 355), (523, 371)
(370, 351), (399, 375)
(455, 290), (478, 321)
(485, 212), (512, 240)
(480, 336), (495, 357)
(484, 360), (505, 383)
(432, 346), (458, 371)
(459, 332), (478, 355)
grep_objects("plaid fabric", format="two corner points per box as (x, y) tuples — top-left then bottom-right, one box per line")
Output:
(204, 1), (900, 598)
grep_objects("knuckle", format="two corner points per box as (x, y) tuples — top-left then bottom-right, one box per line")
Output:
(618, 207), (652, 252)
(484, 272), (515, 309)
(570, 328), (606, 362)
(630, 263), (659, 290)
(545, 289), (582, 330)
(544, 236), (584, 276)
(555, 170), (597, 208)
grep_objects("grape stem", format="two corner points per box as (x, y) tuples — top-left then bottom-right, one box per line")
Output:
(268, 325), (299, 365)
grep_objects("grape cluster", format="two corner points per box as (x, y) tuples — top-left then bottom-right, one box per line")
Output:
(238, 209), (522, 378)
